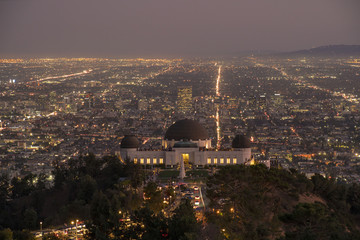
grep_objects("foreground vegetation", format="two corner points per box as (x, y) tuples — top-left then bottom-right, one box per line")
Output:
(206, 164), (360, 239)
(2, 156), (360, 239)
(0, 154), (199, 239)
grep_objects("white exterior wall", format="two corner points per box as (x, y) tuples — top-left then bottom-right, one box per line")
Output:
(120, 147), (251, 167)
(257, 159), (271, 168)
(163, 139), (211, 149)
(165, 151), (176, 166)
(202, 149), (251, 165)
(120, 148), (138, 162)
(127, 150), (166, 165)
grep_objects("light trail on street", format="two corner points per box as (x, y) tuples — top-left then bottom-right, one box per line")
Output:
(215, 65), (222, 149)
(216, 106), (221, 150)
(216, 65), (221, 97)
(27, 69), (93, 84)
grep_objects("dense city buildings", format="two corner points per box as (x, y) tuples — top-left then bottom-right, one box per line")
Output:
(0, 56), (360, 183)
(1, 0), (360, 236)
(177, 86), (193, 115)
(1, 53), (360, 239)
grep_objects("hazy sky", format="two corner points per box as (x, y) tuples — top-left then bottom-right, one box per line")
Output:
(0, 0), (359, 57)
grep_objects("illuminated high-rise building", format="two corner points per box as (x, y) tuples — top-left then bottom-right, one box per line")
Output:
(177, 86), (192, 114)
(271, 93), (284, 108)
(258, 94), (267, 110)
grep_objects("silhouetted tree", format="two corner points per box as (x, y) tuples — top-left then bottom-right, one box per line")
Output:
(0, 228), (12, 240)
(23, 208), (37, 230)
(13, 230), (35, 240)
(144, 182), (163, 214)
(169, 199), (199, 240)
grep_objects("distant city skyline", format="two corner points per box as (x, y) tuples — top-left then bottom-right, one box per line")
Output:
(1, 0), (360, 57)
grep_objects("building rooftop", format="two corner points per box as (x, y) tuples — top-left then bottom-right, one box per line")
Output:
(165, 119), (209, 141)
(232, 135), (251, 148)
(121, 135), (139, 148)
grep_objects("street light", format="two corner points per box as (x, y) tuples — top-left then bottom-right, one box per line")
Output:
(40, 222), (42, 239)
(71, 220), (79, 240)
(75, 220), (79, 240)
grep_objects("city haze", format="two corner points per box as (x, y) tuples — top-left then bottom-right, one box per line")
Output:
(1, 0), (360, 57)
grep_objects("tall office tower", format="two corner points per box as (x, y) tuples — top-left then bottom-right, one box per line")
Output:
(84, 92), (95, 109)
(271, 93), (284, 108)
(248, 95), (257, 110)
(177, 86), (193, 114)
(258, 94), (267, 110)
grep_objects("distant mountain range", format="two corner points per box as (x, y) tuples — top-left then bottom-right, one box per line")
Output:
(280, 45), (360, 57)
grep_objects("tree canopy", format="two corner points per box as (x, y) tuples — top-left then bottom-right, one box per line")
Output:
(206, 165), (360, 239)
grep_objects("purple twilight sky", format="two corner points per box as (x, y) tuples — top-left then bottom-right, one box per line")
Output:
(0, 0), (359, 57)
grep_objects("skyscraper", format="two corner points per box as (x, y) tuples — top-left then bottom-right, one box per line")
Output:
(177, 86), (192, 114)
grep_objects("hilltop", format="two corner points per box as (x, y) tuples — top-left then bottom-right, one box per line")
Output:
(205, 165), (360, 240)
(279, 45), (360, 57)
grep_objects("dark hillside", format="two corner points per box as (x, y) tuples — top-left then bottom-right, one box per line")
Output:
(279, 45), (360, 57)
(205, 165), (360, 240)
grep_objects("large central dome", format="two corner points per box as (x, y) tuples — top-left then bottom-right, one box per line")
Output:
(165, 119), (209, 141)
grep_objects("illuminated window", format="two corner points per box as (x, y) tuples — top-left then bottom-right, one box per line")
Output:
(214, 158), (218, 164)
(233, 158), (237, 164)
(226, 158), (230, 164)
(134, 158), (138, 164)
(159, 158), (164, 164)
(153, 158), (157, 164)
(147, 158), (151, 164)
(207, 158), (211, 164)
(220, 158), (224, 164)
(140, 158), (144, 164)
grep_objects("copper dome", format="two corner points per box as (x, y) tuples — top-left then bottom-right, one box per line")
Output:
(165, 119), (209, 141)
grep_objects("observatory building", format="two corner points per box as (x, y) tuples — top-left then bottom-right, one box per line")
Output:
(119, 119), (252, 168)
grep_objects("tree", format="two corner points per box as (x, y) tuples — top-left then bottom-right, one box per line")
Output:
(205, 165), (315, 239)
(144, 182), (163, 214)
(347, 183), (360, 215)
(97, 155), (126, 189)
(131, 207), (168, 240)
(11, 174), (37, 198)
(311, 174), (347, 209)
(169, 199), (199, 240)
(125, 159), (145, 189)
(77, 175), (97, 204)
(52, 159), (68, 189)
(88, 191), (111, 240)
(82, 153), (102, 178)
(279, 203), (350, 240)
(0, 175), (10, 208)
(23, 208), (38, 230)
(0, 229), (13, 240)
(36, 173), (47, 191)
(165, 186), (175, 204)
(13, 230), (35, 240)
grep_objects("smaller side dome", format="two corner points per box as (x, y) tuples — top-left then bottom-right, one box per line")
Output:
(232, 135), (251, 148)
(173, 140), (198, 148)
(121, 135), (139, 148)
